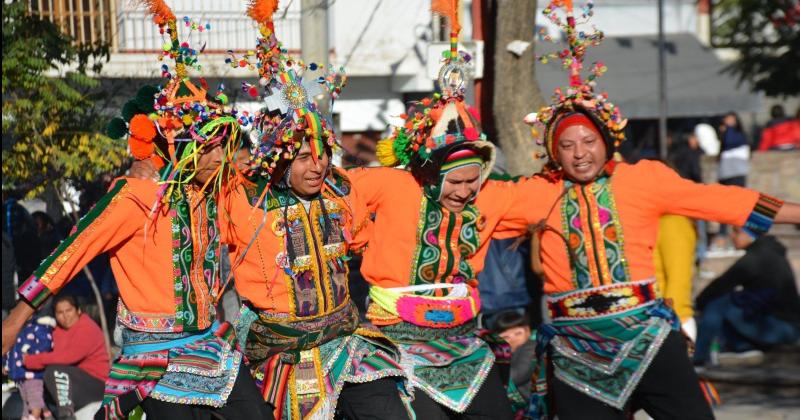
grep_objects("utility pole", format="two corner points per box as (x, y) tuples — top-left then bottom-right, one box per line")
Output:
(300, 0), (330, 115)
(657, 0), (668, 160)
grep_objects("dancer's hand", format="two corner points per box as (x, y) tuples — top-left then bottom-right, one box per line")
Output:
(775, 202), (800, 224)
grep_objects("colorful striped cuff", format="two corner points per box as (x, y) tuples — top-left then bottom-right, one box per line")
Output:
(18, 275), (53, 309)
(743, 193), (784, 238)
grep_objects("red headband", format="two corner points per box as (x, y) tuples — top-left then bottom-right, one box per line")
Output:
(445, 148), (479, 163)
(550, 113), (603, 160)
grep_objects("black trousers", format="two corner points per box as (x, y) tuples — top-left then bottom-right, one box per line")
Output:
(136, 365), (274, 420)
(409, 365), (514, 420)
(43, 365), (105, 418)
(334, 377), (410, 420)
(552, 331), (715, 420)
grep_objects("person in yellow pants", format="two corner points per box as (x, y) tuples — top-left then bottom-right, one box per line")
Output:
(654, 214), (698, 339)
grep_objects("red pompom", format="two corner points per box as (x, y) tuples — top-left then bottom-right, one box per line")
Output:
(129, 114), (157, 160)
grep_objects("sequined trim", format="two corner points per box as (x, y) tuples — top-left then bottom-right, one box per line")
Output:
(117, 299), (179, 333)
(149, 349), (242, 407)
(552, 319), (671, 409)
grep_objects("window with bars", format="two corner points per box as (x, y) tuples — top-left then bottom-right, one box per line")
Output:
(29, 0), (115, 47)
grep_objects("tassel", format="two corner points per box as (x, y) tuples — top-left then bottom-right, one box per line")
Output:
(138, 0), (176, 24)
(431, 0), (461, 35)
(376, 138), (398, 167)
(247, 0), (280, 25)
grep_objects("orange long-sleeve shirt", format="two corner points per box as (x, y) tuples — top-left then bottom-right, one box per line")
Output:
(347, 161), (781, 296)
(19, 178), (220, 333)
(500, 160), (781, 294)
(223, 170), (367, 318)
(346, 167), (559, 289)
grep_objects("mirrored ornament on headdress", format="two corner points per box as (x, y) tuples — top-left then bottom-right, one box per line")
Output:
(262, 68), (324, 115)
(437, 50), (473, 98)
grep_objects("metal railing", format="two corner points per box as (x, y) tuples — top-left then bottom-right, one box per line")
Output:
(115, 0), (301, 53)
(28, 0), (302, 52)
(29, 0), (114, 46)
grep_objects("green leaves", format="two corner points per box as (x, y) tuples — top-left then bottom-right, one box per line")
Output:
(712, 0), (799, 96)
(1, 1), (126, 197)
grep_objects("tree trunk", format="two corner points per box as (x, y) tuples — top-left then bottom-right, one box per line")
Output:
(490, 0), (546, 176)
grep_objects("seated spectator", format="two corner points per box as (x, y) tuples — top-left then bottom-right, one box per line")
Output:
(694, 227), (800, 365)
(4, 314), (55, 420)
(23, 295), (109, 419)
(757, 105), (800, 152)
(495, 310), (536, 399)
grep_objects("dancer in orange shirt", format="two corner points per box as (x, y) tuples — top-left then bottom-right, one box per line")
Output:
(518, 3), (800, 419)
(1, 2), (271, 419)
(219, 3), (409, 419)
(341, 3), (555, 417)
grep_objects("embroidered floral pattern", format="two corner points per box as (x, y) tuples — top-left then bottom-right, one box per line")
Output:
(562, 176), (630, 290)
(409, 196), (480, 289)
(170, 186), (220, 332)
(251, 171), (354, 320)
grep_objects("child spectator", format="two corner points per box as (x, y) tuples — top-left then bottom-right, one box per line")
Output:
(495, 310), (537, 399)
(4, 314), (55, 419)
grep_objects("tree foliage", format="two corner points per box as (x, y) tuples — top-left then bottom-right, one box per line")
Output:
(2, 1), (128, 198)
(711, 0), (800, 97)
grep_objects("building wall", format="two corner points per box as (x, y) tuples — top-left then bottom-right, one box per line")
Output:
(701, 152), (800, 202)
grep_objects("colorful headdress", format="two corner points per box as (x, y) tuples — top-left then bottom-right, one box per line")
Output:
(524, 0), (628, 170)
(376, 0), (495, 182)
(106, 0), (244, 208)
(232, 0), (347, 182)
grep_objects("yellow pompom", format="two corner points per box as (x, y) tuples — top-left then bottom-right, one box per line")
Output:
(376, 138), (399, 167)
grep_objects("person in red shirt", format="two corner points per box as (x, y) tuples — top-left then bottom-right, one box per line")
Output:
(757, 105), (800, 151)
(24, 295), (109, 419)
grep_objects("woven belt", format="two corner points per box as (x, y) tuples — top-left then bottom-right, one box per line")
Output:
(547, 278), (659, 321)
(367, 283), (481, 328)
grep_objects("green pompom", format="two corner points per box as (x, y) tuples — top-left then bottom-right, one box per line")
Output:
(121, 100), (140, 122)
(393, 130), (413, 166)
(135, 85), (159, 113)
(106, 117), (128, 139)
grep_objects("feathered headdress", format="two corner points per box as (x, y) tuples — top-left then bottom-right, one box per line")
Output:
(231, 0), (347, 185)
(524, 0), (628, 170)
(106, 0), (244, 210)
(376, 0), (494, 181)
